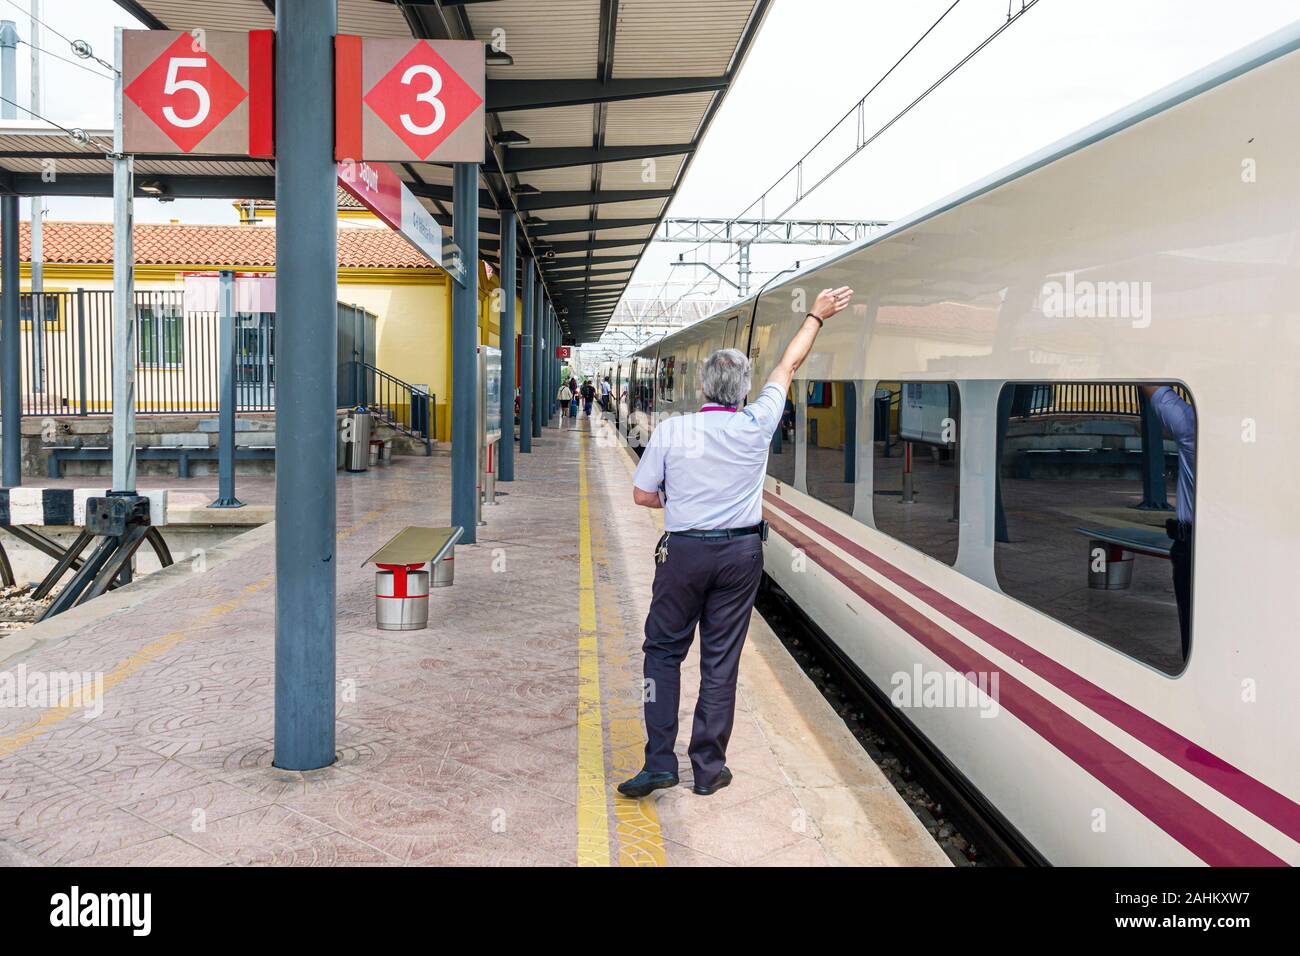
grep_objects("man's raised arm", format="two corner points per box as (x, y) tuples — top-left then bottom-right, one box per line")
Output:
(766, 286), (855, 394)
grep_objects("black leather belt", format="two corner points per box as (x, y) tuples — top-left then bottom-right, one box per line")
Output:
(671, 523), (765, 540)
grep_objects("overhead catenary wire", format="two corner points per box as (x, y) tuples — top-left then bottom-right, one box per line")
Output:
(0, 92), (113, 153)
(18, 37), (113, 81)
(636, 0), (1043, 328)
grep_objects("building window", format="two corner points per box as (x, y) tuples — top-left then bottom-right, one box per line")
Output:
(19, 293), (63, 331)
(805, 380), (856, 515)
(137, 305), (183, 368)
(872, 382), (960, 566)
(766, 385), (795, 485)
(994, 382), (1194, 675)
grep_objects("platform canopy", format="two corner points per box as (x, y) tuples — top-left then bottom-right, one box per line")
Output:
(42, 0), (772, 342)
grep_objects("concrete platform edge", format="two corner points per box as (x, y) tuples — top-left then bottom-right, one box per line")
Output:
(0, 521), (275, 669)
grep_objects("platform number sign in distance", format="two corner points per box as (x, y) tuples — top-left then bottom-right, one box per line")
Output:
(335, 37), (484, 163)
(122, 30), (273, 157)
(556, 346), (572, 359)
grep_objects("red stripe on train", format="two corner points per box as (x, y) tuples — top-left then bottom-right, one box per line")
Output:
(762, 504), (1286, 865)
(763, 490), (1300, 847)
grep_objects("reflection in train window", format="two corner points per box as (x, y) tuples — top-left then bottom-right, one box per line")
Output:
(994, 382), (1195, 676)
(766, 385), (796, 485)
(804, 381), (856, 516)
(658, 355), (675, 401)
(872, 382), (960, 566)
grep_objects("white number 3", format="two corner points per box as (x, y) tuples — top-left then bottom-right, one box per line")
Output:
(162, 57), (211, 129)
(399, 63), (446, 137)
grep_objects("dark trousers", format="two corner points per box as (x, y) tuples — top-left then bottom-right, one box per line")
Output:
(1170, 535), (1192, 659)
(642, 534), (764, 784)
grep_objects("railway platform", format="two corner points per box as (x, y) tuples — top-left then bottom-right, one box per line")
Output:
(0, 414), (945, 867)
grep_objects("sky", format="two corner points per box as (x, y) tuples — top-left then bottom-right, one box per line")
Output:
(9, 0), (1300, 308)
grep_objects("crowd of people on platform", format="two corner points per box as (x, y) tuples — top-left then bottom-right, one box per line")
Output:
(555, 373), (614, 427)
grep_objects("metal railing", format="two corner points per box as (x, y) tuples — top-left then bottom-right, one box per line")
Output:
(347, 361), (434, 455)
(17, 289), (276, 416)
(1013, 383), (1190, 419)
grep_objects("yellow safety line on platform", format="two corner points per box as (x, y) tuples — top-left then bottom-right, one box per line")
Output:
(587, 434), (667, 866)
(576, 430), (613, 865)
(0, 508), (386, 760)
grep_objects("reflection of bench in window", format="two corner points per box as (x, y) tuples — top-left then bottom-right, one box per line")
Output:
(1074, 525), (1173, 590)
(1011, 447), (1175, 479)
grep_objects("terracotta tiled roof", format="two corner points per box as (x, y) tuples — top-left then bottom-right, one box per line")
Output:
(244, 187), (365, 210)
(3, 220), (434, 270)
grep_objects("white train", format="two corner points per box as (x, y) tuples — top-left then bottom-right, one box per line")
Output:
(605, 23), (1300, 865)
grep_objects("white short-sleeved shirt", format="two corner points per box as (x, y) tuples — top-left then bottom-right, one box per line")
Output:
(632, 382), (785, 532)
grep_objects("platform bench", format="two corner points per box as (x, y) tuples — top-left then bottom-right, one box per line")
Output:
(47, 444), (276, 479)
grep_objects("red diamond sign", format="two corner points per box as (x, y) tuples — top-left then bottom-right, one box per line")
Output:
(122, 30), (273, 157)
(363, 43), (482, 160)
(336, 37), (485, 163)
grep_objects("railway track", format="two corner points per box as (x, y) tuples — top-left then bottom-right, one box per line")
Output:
(755, 574), (1045, 867)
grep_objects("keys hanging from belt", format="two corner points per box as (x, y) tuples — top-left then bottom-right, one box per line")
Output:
(655, 532), (669, 566)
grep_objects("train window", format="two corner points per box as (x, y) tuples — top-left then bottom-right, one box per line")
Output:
(724, 315), (738, 349)
(658, 355), (675, 402)
(994, 382), (1194, 675)
(872, 382), (960, 566)
(766, 385), (796, 485)
(804, 381), (856, 516)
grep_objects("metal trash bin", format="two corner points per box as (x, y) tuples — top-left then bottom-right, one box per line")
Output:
(375, 564), (430, 630)
(432, 545), (455, 588)
(345, 407), (372, 472)
(1087, 540), (1134, 590)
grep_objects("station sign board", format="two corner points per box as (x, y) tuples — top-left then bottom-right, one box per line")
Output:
(122, 29), (273, 157)
(335, 36), (484, 163)
(338, 159), (445, 272)
(555, 346), (572, 359)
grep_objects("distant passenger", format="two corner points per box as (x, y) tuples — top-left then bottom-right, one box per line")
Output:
(1140, 384), (1196, 659)
(600, 376), (612, 412)
(557, 382), (573, 429)
(581, 380), (596, 417)
(568, 377), (579, 418)
(619, 287), (854, 799)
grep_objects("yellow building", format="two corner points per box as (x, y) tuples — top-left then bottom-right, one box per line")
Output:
(2, 194), (517, 442)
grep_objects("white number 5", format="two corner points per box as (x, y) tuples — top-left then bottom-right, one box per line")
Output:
(399, 63), (445, 137)
(162, 57), (210, 129)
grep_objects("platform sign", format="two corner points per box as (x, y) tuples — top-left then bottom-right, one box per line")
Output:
(555, 346), (571, 359)
(122, 29), (274, 157)
(338, 159), (444, 270)
(335, 36), (484, 163)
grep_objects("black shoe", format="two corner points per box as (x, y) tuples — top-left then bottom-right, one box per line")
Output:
(692, 766), (733, 796)
(617, 769), (679, 798)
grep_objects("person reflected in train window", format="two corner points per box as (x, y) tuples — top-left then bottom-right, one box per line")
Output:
(1139, 384), (1196, 658)
(781, 393), (795, 441)
(619, 286), (854, 799)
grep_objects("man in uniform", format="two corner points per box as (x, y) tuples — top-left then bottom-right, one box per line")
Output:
(619, 286), (854, 798)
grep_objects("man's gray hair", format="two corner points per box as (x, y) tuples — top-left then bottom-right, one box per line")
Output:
(700, 348), (752, 407)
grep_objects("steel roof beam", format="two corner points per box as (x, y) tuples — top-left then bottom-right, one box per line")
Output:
(516, 188), (670, 211)
(502, 142), (693, 173)
(526, 216), (660, 236)
(487, 77), (727, 112)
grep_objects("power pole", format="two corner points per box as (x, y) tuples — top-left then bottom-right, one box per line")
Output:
(29, 0), (45, 393)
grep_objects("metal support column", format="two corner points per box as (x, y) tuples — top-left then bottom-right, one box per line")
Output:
(498, 211), (517, 481)
(3, 22), (22, 487)
(532, 280), (544, 438)
(520, 258), (534, 454)
(0, 195), (17, 488)
(209, 270), (243, 508)
(451, 161), (480, 544)
(273, 0), (337, 772)
(111, 28), (136, 495)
